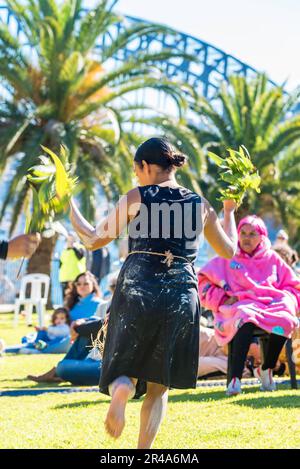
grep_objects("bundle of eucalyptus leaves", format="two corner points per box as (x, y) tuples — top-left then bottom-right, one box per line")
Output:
(207, 145), (261, 206)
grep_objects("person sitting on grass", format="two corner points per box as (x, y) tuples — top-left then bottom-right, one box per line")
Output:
(27, 276), (117, 384)
(198, 215), (300, 396)
(27, 316), (104, 384)
(5, 308), (71, 354)
(65, 271), (102, 322)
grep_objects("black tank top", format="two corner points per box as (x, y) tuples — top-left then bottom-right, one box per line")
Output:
(128, 184), (203, 263)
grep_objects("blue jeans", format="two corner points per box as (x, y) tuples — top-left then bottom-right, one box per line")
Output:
(5, 335), (71, 354)
(56, 336), (101, 385)
(56, 358), (101, 385)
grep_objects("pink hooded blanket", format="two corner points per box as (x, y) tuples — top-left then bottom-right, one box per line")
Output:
(198, 216), (300, 345)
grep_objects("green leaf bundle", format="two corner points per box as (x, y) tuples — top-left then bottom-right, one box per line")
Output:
(25, 145), (77, 233)
(207, 146), (261, 206)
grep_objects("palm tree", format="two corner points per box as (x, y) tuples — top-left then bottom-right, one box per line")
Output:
(265, 143), (300, 247)
(0, 0), (196, 279)
(190, 74), (300, 228)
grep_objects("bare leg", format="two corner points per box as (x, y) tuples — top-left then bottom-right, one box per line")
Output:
(104, 376), (137, 439)
(137, 382), (169, 449)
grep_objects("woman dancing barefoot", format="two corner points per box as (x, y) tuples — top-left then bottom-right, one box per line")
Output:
(69, 138), (237, 449)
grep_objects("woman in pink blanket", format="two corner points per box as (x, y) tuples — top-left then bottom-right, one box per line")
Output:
(198, 215), (300, 396)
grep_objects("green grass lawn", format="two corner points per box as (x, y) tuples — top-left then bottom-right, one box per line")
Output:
(0, 313), (300, 449)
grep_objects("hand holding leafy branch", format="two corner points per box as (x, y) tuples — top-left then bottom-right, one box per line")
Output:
(25, 145), (77, 233)
(17, 145), (77, 277)
(208, 146), (261, 207)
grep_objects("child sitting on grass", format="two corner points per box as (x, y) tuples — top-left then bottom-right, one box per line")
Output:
(33, 308), (71, 350)
(5, 308), (71, 354)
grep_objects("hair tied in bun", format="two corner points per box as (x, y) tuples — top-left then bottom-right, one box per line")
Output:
(134, 138), (187, 169)
(171, 153), (187, 167)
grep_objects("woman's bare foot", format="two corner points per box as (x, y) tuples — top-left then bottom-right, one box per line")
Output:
(27, 375), (64, 383)
(27, 367), (63, 383)
(105, 382), (134, 439)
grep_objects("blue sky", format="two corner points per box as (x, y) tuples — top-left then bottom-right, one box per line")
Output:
(117, 0), (300, 91)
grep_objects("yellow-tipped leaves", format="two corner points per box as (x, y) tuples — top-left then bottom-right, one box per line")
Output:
(40, 145), (77, 200)
(25, 145), (77, 233)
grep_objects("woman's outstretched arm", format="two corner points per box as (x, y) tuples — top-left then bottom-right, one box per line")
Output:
(203, 198), (237, 259)
(70, 188), (141, 250)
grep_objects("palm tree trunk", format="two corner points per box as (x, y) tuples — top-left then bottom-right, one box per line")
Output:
(27, 234), (58, 308)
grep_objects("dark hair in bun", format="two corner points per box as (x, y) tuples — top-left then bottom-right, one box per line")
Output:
(168, 153), (186, 167)
(134, 137), (187, 170)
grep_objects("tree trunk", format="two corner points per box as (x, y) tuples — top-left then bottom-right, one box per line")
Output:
(27, 234), (58, 308)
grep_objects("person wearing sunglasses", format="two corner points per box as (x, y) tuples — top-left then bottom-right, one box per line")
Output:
(64, 271), (102, 323)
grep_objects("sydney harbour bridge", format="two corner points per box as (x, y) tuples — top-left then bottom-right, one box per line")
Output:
(0, 3), (273, 102)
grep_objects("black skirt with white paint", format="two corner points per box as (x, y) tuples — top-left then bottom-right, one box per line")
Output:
(99, 184), (202, 398)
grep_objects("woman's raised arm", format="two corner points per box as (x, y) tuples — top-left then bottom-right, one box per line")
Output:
(70, 188), (141, 250)
(203, 198), (237, 259)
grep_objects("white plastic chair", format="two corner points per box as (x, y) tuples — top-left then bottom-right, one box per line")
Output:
(14, 274), (50, 327)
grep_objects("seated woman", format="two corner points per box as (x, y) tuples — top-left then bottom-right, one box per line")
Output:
(27, 276), (116, 384)
(28, 317), (103, 384)
(198, 215), (300, 396)
(5, 308), (71, 354)
(56, 318), (103, 385)
(66, 271), (102, 322)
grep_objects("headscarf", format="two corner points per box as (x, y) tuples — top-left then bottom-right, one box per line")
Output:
(237, 215), (271, 258)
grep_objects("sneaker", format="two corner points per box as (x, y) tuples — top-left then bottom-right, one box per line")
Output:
(226, 377), (242, 396)
(35, 340), (47, 351)
(254, 366), (276, 391)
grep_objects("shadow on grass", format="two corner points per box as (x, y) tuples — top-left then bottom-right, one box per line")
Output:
(54, 397), (110, 410)
(169, 389), (228, 402)
(54, 387), (299, 411)
(0, 377), (74, 390)
(168, 386), (300, 409)
(54, 389), (230, 410)
(229, 394), (300, 409)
